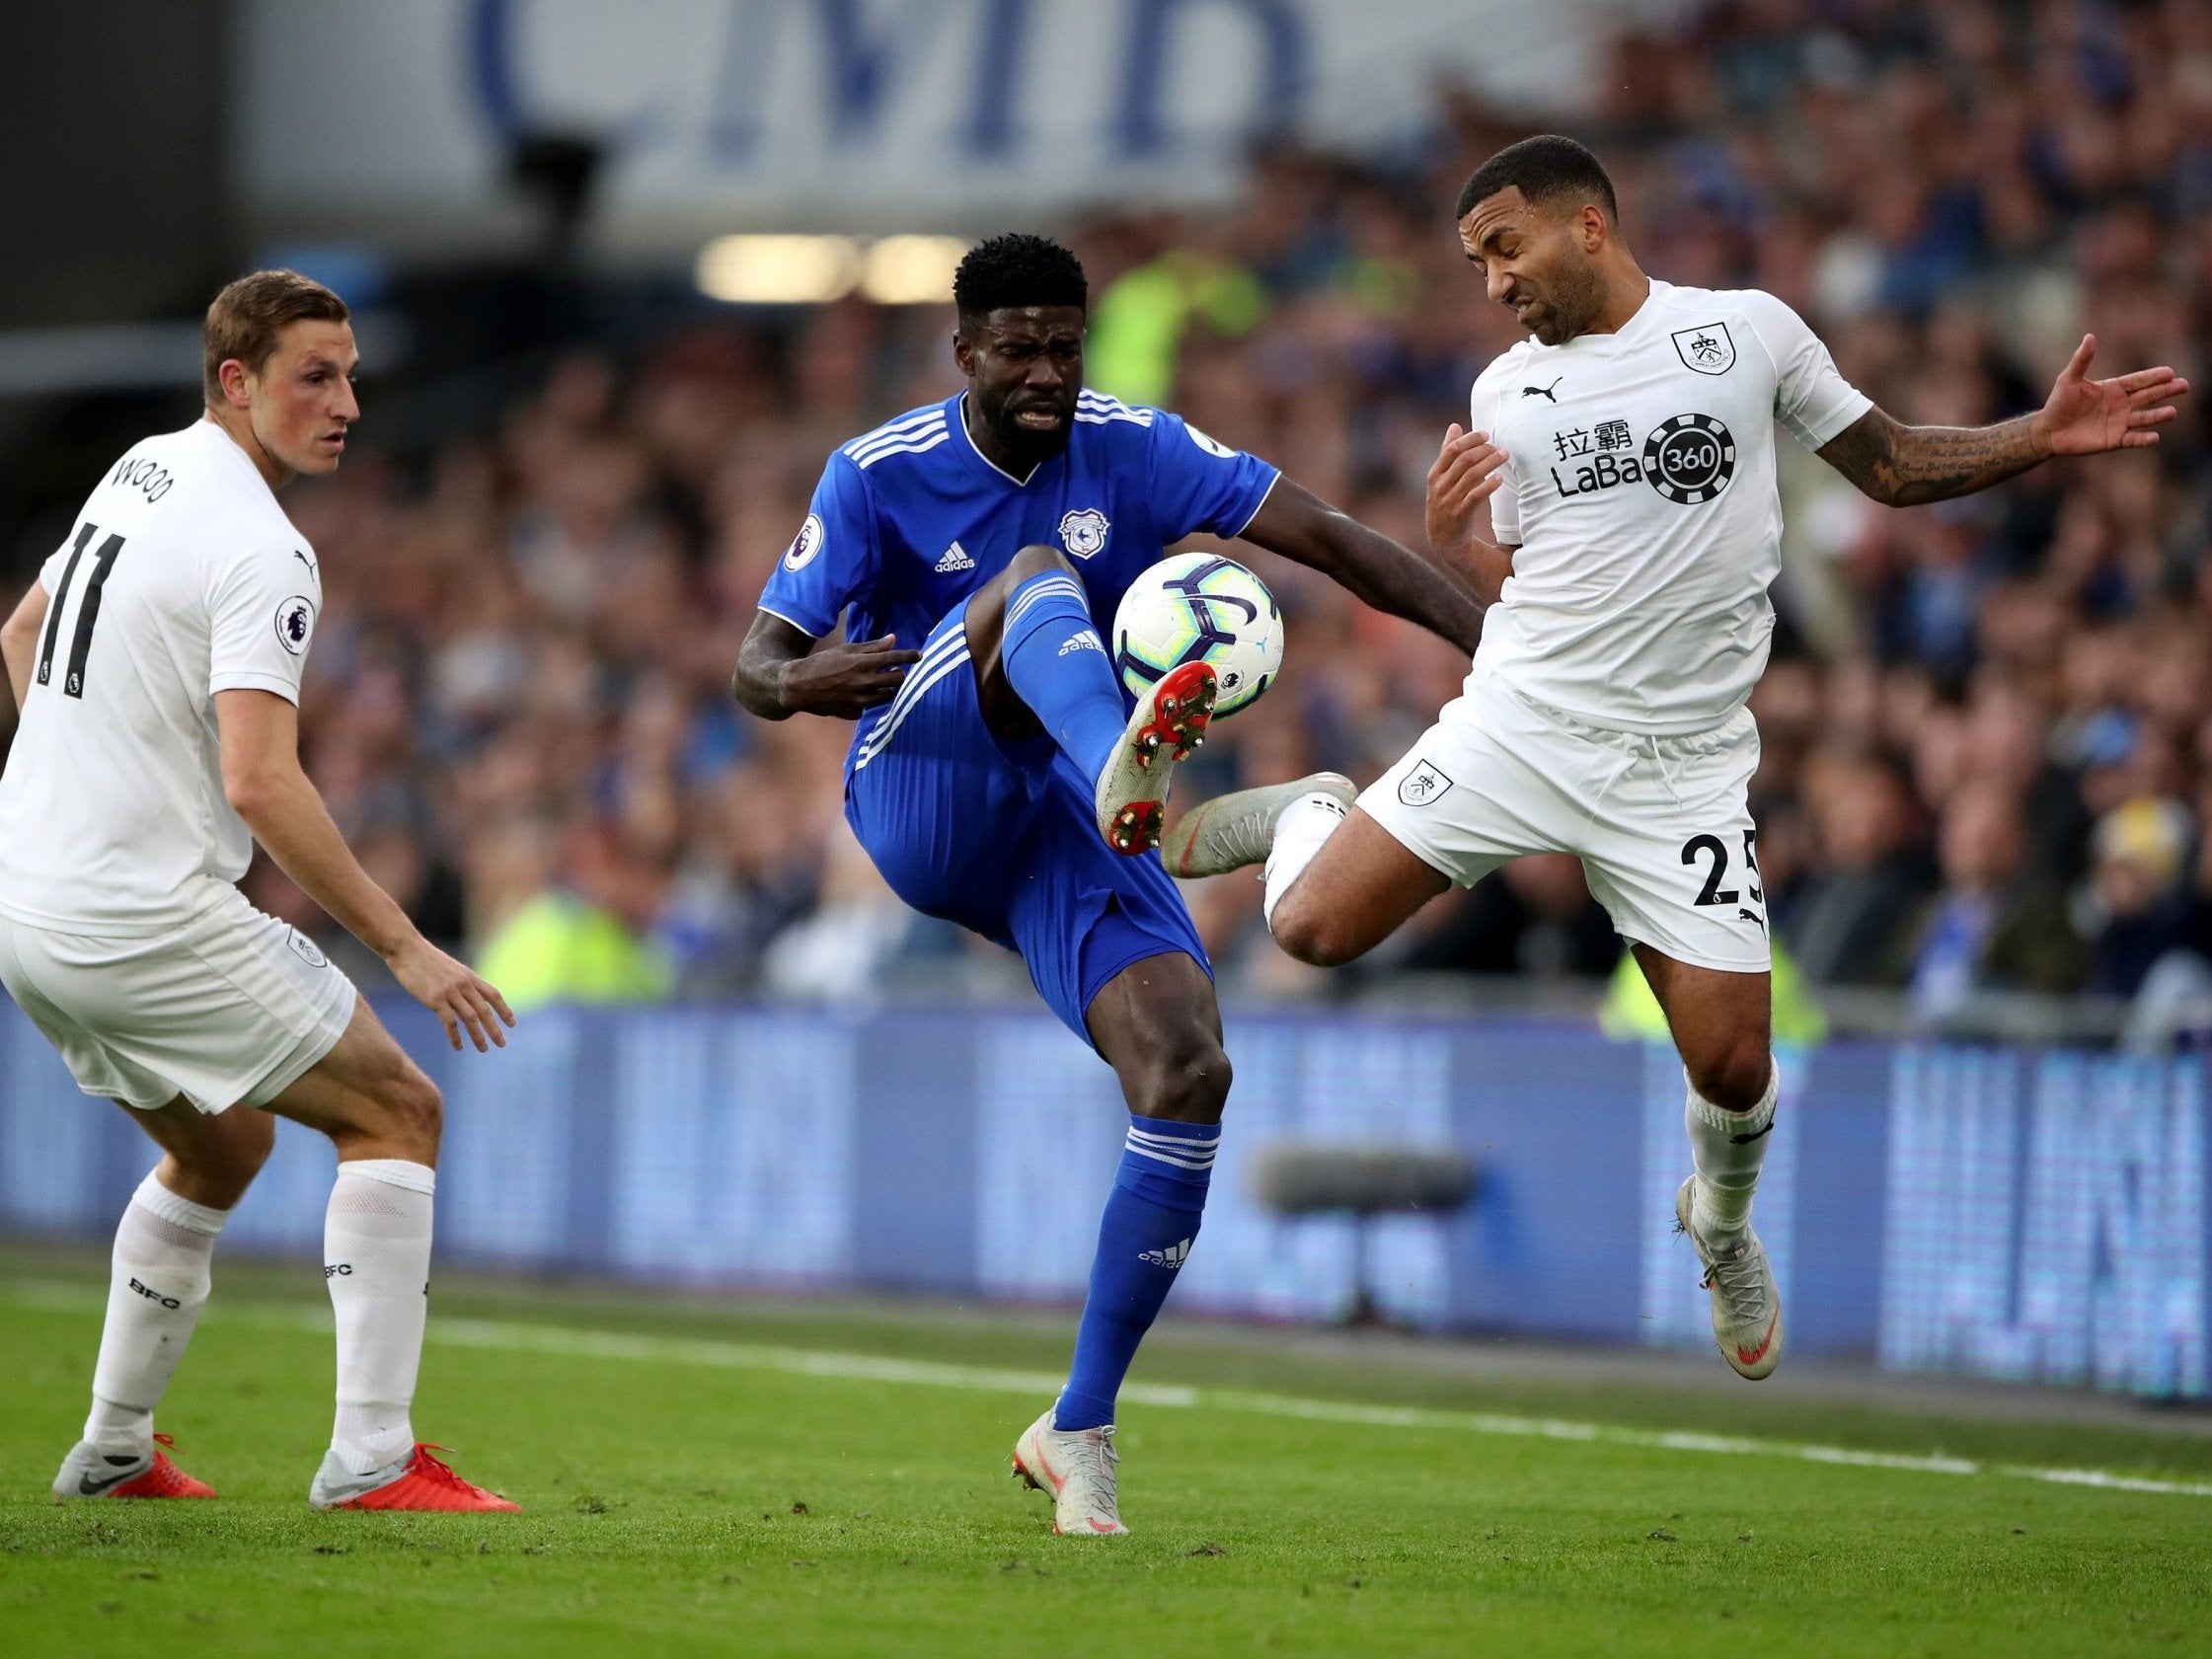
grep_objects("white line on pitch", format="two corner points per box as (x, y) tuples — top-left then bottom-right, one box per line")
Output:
(12, 1281), (2211, 1499)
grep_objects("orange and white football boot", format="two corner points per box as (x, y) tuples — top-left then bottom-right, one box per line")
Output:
(309, 1443), (520, 1512)
(53, 1432), (218, 1500)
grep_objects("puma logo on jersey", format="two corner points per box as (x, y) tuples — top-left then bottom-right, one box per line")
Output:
(1738, 907), (1766, 932)
(934, 542), (975, 573)
(1522, 378), (1563, 401)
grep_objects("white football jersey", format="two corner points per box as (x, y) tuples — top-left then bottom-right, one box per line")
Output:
(0, 419), (322, 935)
(1472, 280), (1870, 733)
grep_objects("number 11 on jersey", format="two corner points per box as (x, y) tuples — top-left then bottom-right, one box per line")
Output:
(38, 520), (127, 699)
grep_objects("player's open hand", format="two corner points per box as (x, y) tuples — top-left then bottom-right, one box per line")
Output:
(2032, 335), (2190, 457)
(1426, 424), (1510, 551)
(388, 936), (517, 1052)
(781, 634), (923, 720)
(1426, 425), (1514, 603)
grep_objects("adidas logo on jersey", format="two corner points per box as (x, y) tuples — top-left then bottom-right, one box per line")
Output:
(1138, 1239), (1192, 1269)
(1059, 629), (1105, 656)
(934, 542), (975, 573)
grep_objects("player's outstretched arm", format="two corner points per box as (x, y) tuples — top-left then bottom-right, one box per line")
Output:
(1, 581), (49, 712)
(1239, 477), (1489, 657)
(214, 688), (515, 1052)
(1819, 335), (2189, 507)
(730, 610), (921, 721)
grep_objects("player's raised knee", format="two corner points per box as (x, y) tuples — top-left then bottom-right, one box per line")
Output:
(1687, 1038), (1773, 1115)
(1130, 1028), (1232, 1123)
(1267, 888), (1365, 968)
(1007, 542), (1077, 583)
(372, 1066), (444, 1159)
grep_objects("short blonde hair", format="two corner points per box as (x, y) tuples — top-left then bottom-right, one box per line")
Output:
(202, 269), (349, 405)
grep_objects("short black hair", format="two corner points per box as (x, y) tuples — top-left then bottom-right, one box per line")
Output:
(953, 233), (1088, 326)
(1455, 134), (1618, 225)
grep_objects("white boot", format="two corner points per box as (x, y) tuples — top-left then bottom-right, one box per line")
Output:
(1012, 1408), (1128, 1536)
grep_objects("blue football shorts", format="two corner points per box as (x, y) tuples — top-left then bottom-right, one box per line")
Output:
(844, 610), (1211, 1044)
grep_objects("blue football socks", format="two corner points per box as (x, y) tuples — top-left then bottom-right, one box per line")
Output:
(1054, 1114), (1220, 1431)
(1000, 570), (1126, 784)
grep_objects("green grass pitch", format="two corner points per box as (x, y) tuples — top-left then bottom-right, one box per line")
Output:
(5, 1251), (2212, 1658)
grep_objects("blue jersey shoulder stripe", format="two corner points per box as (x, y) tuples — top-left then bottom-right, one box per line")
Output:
(843, 406), (950, 459)
(1076, 392), (1154, 427)
(851, 429), (952, 470)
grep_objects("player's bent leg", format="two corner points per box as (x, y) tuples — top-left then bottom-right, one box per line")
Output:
(1267, 805), (1450, 967)
(965, 545), (1215, 854)
(53, 1097), (269, 1501)
(1085, 950), (1232, 1125)
(125, 1094), (277, 1209)
(1634, 945), (1784, 1380)
(1635, 945), (1775, 1111)
(266, 998), (518, 1512)
(1015, 953), (1227, 1537)
(265, 995), (442, 1163)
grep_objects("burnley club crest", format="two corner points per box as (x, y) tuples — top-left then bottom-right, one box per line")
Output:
(1671, 322), (1736, 376)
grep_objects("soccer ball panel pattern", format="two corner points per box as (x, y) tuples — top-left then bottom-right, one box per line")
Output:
(1110, 553), (1284, 718)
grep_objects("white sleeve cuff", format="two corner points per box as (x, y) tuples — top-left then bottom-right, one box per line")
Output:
(757, 602), (824, 640)
(207, 671), (302, 704)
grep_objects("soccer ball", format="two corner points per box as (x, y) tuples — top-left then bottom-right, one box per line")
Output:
(1111, 553), (1284, 718)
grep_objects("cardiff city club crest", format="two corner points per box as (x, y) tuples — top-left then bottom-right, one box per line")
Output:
(1671, 322), (1736, 376)
(1058, 507), (1111, 560)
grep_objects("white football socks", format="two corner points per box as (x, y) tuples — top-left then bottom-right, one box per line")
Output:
(84, 1170), (228, 1452)
(1686, 1066), (1778, 1244)
(325, 1159), (436, 1475)
(1261, 792), (1349, 930)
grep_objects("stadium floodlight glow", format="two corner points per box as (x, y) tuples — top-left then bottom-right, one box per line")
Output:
(695, 235), (968, 305)
(695, 235), (863, 304)
(859, 236), (967, 305)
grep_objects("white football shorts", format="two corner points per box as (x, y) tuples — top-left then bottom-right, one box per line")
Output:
(0, 884), (358, 1113)
(1360, 665), (1771, 974)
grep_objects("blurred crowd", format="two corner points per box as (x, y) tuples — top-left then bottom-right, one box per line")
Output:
(18, 0), (2212, 1044)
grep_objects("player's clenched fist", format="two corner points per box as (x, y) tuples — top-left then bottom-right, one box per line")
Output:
(387, 937), (516, 1052)
(779, 634), (923, 719)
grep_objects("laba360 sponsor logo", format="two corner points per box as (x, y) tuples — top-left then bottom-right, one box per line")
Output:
(1548, 413), (1736, 505)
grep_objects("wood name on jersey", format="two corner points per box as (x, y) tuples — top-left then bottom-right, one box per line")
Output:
(1547, 413), (1738, 507)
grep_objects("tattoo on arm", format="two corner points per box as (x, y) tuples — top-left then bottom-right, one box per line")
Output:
(1817, 408), (2048, 507)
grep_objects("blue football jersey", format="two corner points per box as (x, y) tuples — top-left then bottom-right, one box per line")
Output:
(758, 389), (1279, 751)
